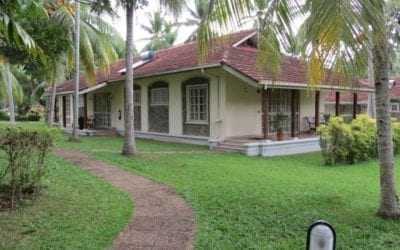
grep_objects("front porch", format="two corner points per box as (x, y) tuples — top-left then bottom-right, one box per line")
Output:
(211, 132), (320, 156)
(259, 88), (367, 140)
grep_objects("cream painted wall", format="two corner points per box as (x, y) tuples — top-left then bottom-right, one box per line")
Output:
(223, 74), (262, 138)
(299, 90), (329, 132)
(56, 95), (62, 125)
(141, 84), (149, 131)
(67, 94), (73, 128)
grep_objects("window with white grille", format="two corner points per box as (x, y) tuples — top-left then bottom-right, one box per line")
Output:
(186, 84), (208, 124)
(150, 88), (168, 106)
(391, 103), (400, 113)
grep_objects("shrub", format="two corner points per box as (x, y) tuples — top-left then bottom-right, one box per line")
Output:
(0, 125), (57, 209)
(392, 122), (400, 154)
(16, 114), (41, 122)
(349, 115), (377, 162)
(318, 116), (353, 165)
(319, 115), (400, 165)
(0, 111), (9, 121)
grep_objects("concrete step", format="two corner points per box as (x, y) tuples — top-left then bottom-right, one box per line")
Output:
(214, 144), (246, 154)
(218, 141), (244, 148)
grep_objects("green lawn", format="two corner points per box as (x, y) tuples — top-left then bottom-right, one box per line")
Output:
(0, 146), (133, 249)
(58, 136), (400, 250)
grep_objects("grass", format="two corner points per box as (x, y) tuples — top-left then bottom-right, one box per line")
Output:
(58, 136), (400, 250)
(0, 122), (133, 250)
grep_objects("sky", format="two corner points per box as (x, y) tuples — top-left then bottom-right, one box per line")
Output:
(103, 1), (200, 52)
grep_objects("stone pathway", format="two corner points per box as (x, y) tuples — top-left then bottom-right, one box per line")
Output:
(54, 149), (195, 250)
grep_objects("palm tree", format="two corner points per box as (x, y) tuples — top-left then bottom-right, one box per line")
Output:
(0, 0), (37, 124)
(0, 63), (24, 117)
(47, 56), (67, 126)
(178, 0), (210, 43)
(48, 0), (121, 136)
(98, 0), (184, 156)
(141, 11), (177, 51)
(72, 0), (80, 140)
(199, 0), (400, 218)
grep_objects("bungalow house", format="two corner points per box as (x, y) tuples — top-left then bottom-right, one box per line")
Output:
(47, 30), (374, 156)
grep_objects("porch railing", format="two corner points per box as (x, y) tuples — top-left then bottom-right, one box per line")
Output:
(94, 112), (111, 129)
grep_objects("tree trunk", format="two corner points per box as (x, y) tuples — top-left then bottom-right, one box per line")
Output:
(373, 12), (400, 218)
(367, 44), (376, 118)
(122, 4), (137, 156)
(72, 0), (80, 140)
(48, 80), (57, 126)
(5, 63), (15, 125)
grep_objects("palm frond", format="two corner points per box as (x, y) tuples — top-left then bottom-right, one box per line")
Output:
(0, 62), (23, 104)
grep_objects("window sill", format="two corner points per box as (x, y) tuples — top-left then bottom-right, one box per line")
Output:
(185, 121), (209, 125)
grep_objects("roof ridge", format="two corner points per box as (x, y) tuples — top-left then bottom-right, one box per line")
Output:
(145, 28), (257, 54)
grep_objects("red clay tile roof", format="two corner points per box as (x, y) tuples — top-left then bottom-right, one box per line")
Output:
(53, 29), (373, 93)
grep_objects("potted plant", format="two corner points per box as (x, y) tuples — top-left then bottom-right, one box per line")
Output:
(273, 113), (289, 141)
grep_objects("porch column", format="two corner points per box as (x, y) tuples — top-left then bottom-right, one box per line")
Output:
(335, 91), (340, 116)
(291, 90), (297, 137)
(353, 93), (358, 119)
(315, 91), (320, 128)
(261, 88), (269, 139)
(84, 93), (88, 128)
(141, 84), (149, 132)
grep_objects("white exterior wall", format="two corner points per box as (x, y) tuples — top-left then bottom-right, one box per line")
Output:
(224, 74), (262, 138)
(168, 77), (183, 136)
(110, 83), (124, 129)
(298, 90), (328, 132)
(56, 95), (62, 125)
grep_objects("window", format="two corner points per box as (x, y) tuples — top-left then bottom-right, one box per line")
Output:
(268, 89), (292, 133)
(186, 84), (208, 124)
(150, 88), (168, 106)
(391, 103), (400, 113)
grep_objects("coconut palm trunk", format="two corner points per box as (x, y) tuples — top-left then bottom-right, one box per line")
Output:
(5, 63), (16, 124)
(48, 80), (57, 126)
(122, 3), (136, 155)
(72, 0), (80, 140)
(373, 4), (400, 218)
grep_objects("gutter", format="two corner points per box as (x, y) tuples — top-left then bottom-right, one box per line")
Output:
(133, 63), (222, 80)
(79, 82), (108, 94)
(261, 80), (375, 93)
